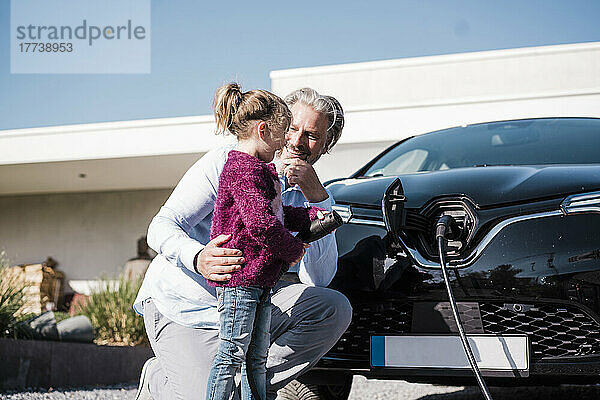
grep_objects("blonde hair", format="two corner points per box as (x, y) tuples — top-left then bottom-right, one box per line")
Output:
(214, 83), (291, 139)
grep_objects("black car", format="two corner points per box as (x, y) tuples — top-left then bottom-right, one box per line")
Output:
(291, 118), (600, 399)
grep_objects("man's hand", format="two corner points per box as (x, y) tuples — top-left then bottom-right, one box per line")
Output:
(195, 234), (244, 282)
(282, 158), (329, 203)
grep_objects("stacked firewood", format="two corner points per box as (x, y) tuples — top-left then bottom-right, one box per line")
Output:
(9, 259), (63, 315)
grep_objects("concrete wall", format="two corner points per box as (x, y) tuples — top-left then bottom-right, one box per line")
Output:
(0, 189), (171, 283)
(336, 91), (600, 145)
(314, 140), (396, 182)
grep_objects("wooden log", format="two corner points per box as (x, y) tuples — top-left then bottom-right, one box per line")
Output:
(8, 263), (64, 314)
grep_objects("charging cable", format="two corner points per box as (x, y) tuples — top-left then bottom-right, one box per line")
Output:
(436, 215), (493, 400)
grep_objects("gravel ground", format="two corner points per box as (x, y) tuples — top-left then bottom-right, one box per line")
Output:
(2, 377), (600, 399)
(0, 384), (138, 400)
(347, 376), (600, 400)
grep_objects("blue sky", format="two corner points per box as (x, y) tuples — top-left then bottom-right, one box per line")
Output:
(1, 0), (599, 130)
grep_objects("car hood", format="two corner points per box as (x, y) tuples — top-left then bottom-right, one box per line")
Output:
(327, 165), (600, 209)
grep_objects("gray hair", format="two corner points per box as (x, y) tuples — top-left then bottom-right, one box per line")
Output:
(284, 88), (344, 153)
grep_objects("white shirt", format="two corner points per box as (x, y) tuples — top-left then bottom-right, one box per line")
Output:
(133, 145), (338, 328)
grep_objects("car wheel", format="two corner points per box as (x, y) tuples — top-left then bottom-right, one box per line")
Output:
(278, 377), (352, 400)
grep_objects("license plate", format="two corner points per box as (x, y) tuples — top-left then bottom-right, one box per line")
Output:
(371, 335), (529, 375)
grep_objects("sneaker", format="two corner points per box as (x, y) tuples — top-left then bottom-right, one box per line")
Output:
(135, 357), (157, 400)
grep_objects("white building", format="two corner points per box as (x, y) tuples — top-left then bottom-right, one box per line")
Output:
(1, 41), (599, 284)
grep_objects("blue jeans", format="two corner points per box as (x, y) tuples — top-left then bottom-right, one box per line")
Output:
(206, 286), (271, 400)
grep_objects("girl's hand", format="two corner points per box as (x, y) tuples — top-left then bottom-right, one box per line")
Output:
(316, 210), (338, 234)
(316, 210), (329, 220)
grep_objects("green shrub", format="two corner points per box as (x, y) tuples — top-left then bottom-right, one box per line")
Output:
(53, 311), (71, 323)
(76, 274), (147, 346)
(0, 251), (26, 338)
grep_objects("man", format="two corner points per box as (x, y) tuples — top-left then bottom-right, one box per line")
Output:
(133, 88), (350, 400)
(124, 236), (156, 280)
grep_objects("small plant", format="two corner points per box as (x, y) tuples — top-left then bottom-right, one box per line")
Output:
(0, 251), (26, 338)
(76, 274), (147, 346)
(53, 311), (71, 323)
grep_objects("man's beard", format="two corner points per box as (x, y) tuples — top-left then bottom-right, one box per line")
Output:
(281, 144), (311, 162)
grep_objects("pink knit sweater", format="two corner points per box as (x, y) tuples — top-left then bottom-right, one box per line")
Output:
(208, 150), (321, 288)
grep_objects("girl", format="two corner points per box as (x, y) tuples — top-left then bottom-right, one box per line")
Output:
(205, 83), (323, 400)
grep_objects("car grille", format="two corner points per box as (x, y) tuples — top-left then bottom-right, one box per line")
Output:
(325, 301), (600, 364)
(329, 302), (413, 359)
(480, 303), (600, 358)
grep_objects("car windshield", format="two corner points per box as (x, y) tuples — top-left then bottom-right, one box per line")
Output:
(363, 118), (600, 177)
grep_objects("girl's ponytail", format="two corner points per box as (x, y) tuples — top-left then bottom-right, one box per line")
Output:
(214, 83), (244, 135)
(213, 82), (291, 139)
